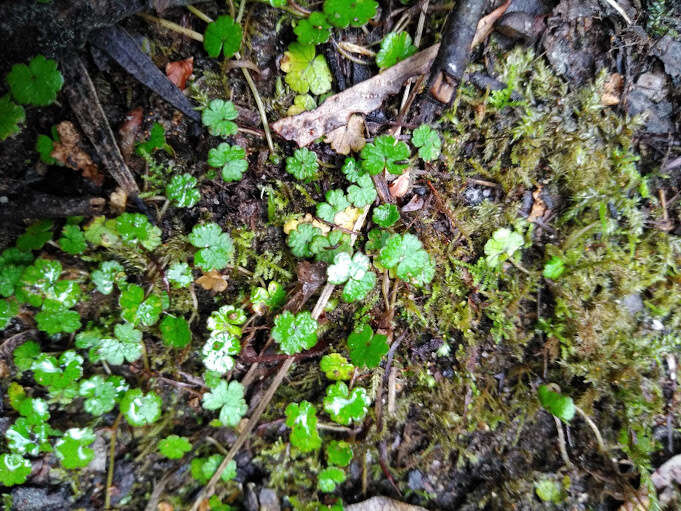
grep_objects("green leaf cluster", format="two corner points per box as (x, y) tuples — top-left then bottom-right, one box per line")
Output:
(484, 227), (525, 268)
(119, 284), (163, 326)
(79, 375), (129, 416)
(323, 0), (377, 28)
(347, 324), (388, 368)
(54, 428), (96, 469)
(286, 147), (319, 181)
(6, 55), (63, 106)
(202, 380), (248, 427)
(91, 260), (126, 295)
(360, 135), (410, 175)
(158, 435), (192, 459)
(208, 143), (248, 182)
(204, 15), (242, 59)
(317, 189), (350, 223)
(376, 32), (416, 70)
(167, 262), (193, 288)
(166, 173), (201, 207)
(115, 213), (162, 251)
(320, 353), (354, 380)
(272, 310), (318, 355)
(191, 455), (236, 483)
(189, 223), (234, 271)
(250, 281), (286, 314)
(160, 314), (192, 348)
(120, 388), (162, 426)
(323, 382), (371, 425)
(202, 99), (239, 137)
(411, 124), (441, 161)
(327, 252), (376, 302)
(372, 204), (399, 228)
(285, 400), (322, 452)
(537, 385), (575, 423)
(377, 233), (435, 286)
(136, 122), (172, 156)
(294, 12), (331, 45)
(281, 43), (332, 96)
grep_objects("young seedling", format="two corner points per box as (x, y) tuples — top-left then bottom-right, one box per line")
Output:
(316, 189), (350, 223)
(341, 157), (366, 183)
(58, 225), (87, 255)
(201, 333), (241, 374)
(411, 124), (442, 162)
(207, 143), (248, 182)
(323, 0), (377, 28)
(309, 230), (353, 264)
(88, 323), (144, 366)
(318, 467), (346, 492)
(327, 252), (376, 303)
(281, 43), (332, 96)
(167, 262), (193, 288)
(35, 300), (81, 335)
(188, 223), (234, 271)
(16, 220), (54, 252)
(115, 213), (162, 251)
(285, 400), (322, 452)
(372, 204), (399, 228)
(377, 233), (435, 286)
(484, 227), (525, 268)
(55, 428), (96, 469)
(325, 440), (353, 466)
(376, 32), (416, 70)
(160, 314), (192, 348)
(0, 453), (32, 486)
(78, 375), (129, 416)
(286, 147), (319, 181)
(323, 382), (371, 425)
(119, 284), (163, 326)
(6, 55), (63, 106)
(0, 95), (25, 141)
(166, 173), (201, 208)
(5, 418), (57, 456)
(347, 174), (378, 208)
(202, 380), (248, 427)
(35, 127), (60, 165)
(543, 256), (566, 279)
(191, 455), (236, 483)
(320, 353), (354, 380)
(208, 305), (247, 337)
(136, 122), (172, 156)
(346, 324), (388, 369)
(91, 260), (126, 295)
(272, 310), (318, 355)
(360, 134), (410, 175)
(13, 341), (40, 371)
(202, 99), (239, 137)
(537, 384), (575, 423)
(158, 435), (192, 459)
(250, 281), (286, 314)
(31, 350), (83, 400)
(294, 12), (331, 45)
(203, 15), (242, 59)
(287, 223), (323, 258)
(120, 389), (162, 427)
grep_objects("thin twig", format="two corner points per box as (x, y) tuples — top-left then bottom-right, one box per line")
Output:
(240, 66), (275, 153)
(602, 0), (632, 24)
(138, 13), (204, 41)
(554, 416), (572, 467)
(105, 413), (123, 510)
(186, 4), (213, 23)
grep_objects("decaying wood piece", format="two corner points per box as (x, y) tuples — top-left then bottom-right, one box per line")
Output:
(61, 54), (140, 195)
(89, 25), (201, 122)
(0, 195), (106, 219)
(272, 44), (440, 147)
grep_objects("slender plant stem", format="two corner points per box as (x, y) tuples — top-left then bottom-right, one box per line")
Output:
(240, 66), (275, 153)
(186, 4), (213, 23)
(137, 13), (204, 41)
(553, 415), (572, 467)
(105, 413), (123, 510)
(237, 0), (248, 24)
(575, 405), (607, 453)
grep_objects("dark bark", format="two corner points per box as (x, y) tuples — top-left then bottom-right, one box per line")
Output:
(412, 0), (486, 124)
(89, 26), (201, 123)
(61, 54), (141, 195)
(0, 195), (105, 219)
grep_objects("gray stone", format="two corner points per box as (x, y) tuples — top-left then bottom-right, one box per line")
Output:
(259, 488), (280, 511)
(11, 487), (70, 511)
(654, 35), (681, 80)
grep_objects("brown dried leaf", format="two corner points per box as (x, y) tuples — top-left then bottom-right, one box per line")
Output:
(51, 121), (104, 186)
(602, 72), (624, 106)
(165, 57), (194, 90)
(272, 44), (440, 147)
(528, 185), (547, 222)
(389, 171), (411, 199)
(401, 194), (424, 212)
(157, 503), (174, 511)
(471, 0), (511, 49)
(324, 114), (366, 155)
(109, 188), (127, 214)
(118, 107), (144, 160)
(196, 270), (228, 292)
